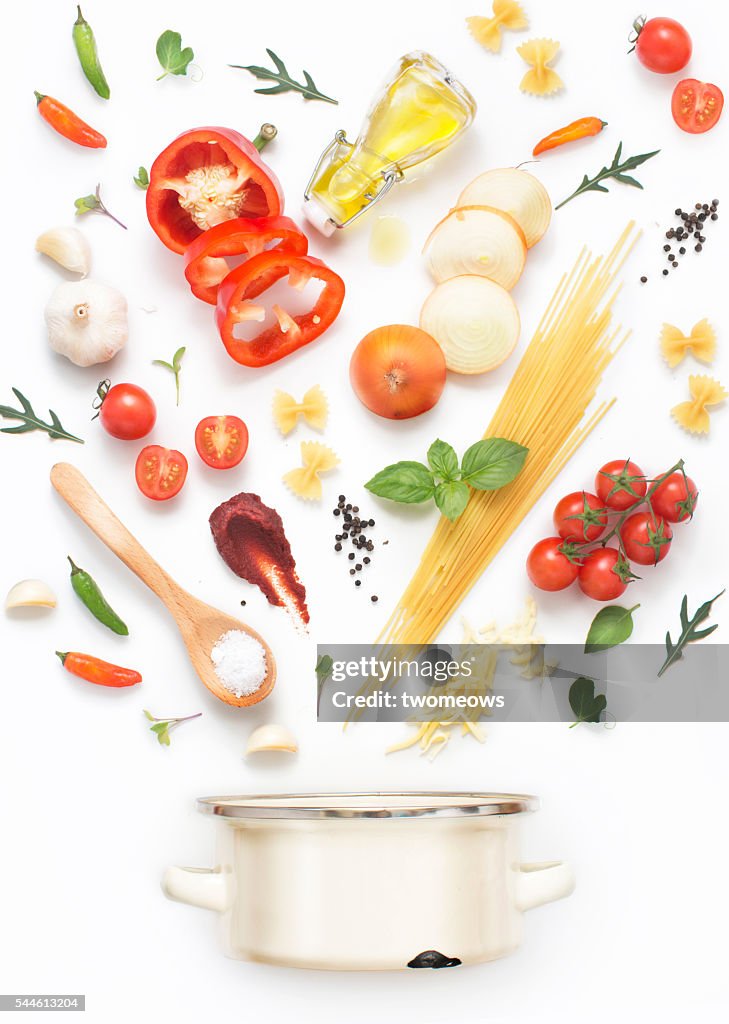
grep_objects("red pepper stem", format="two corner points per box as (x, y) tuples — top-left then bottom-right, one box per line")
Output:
(56, 651), (68, 665)
(34, 91), (46, 106)
(252, 123), (277, 153)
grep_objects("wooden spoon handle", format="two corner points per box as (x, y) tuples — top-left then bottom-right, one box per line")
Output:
(51, 462), (176, 602)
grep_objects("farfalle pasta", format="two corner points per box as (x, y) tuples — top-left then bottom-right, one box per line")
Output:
(517, 38), (563, 96)
(671, 375), (727, 435)
(283, 442), (339, 501)
(660, 319), (716, 368)
(466, 0), (528, 54)
(272, 385), (328, 436)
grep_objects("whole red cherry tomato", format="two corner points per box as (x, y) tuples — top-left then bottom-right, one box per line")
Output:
(526, 537), (580, 591)
(553, 491), (608, 543)
(633, 17), (692, 74)
(578, 548), (629, 602)
(595, 459), (646, 512)
(650, 472), (698, 522)
(98, 383), (156, 440)
(621, 511), (673, 565)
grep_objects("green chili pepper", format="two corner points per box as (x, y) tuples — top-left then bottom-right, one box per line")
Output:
(68, 557), (128, 635)
(72, 6), (110, 100)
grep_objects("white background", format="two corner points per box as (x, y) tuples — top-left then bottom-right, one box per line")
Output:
(1, 0), (728, 1020)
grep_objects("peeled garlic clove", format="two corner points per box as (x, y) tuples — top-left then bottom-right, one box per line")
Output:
(45, 279), (128, 367)
(5, 579), (57, 610)
(36, 226), (91, 277)
(245, 724), (298, 755)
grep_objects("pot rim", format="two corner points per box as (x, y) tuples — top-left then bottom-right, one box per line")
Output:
(197, 791), (539, 820)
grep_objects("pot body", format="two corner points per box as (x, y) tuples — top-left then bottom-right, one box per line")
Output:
(163, 794), (574, 971)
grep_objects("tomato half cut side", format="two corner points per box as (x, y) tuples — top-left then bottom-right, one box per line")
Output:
(183, 215), (308, 305)
(146, 127), (284, 254)
(215, 252), (345, 367)
(671, 79), (724, 134)
(135, 445), (188, 501)
(195, 416), (249, 469)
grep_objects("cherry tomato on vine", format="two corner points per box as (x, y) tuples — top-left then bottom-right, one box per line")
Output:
(578, 548), (629, 602)
(621, 512), (673, 565)
(671, 79), (724, 134)
(650, 472), (698, 522)
(595, 459), (646, 512)
(194, 416), (249, 470)
(633, 17), (692, 74)
(526, 537), (580, 592)
(135, 445), (188, 501)
(98, 383), (156, 441)
(553, 491), (608, 543)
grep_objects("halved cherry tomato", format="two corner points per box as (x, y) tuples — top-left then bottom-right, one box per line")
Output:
(578, 548), (629, 602)
(595, 459), (646, 511)
(135, 445), (188, 501)
(215, 252), (345, 367)
(620, 511), (673, 566)
(183, 216), (308, 305)
(195, 416), (249, 469)
(671, 79), (724, 134)
(650, 472), (698, 522)
(146, 128), (284, 255)
(553, 491), (608, 543)
(526, 537), (580, 592)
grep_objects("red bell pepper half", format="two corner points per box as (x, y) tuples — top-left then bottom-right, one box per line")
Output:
(183, 215), (308, 305)
(215, 252), (345, 367)
(146, 127), (284, 255)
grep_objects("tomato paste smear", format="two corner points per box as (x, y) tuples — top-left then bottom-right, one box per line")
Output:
(209, 492), (309, 625)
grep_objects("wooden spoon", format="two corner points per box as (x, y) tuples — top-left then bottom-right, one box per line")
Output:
(50, 463), (276, 707)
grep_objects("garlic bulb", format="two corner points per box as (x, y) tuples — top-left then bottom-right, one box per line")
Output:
(35, 226), (91, 276)
(45, 280), (128, 367)
(5, 579), (57, 609)
(245, 724), (298, 755)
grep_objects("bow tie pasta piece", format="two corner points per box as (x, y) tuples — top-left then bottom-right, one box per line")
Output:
(660, 319), (716, 368)
(272, 384), (328, 436)
(671, 375), (727, 434)
(466, 0), (528, 53)
(517, 38), (564, 96)
(283, 442), (339, 501)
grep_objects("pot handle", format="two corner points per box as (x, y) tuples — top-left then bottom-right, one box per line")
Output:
(162, 866), (229, 913)
(515, 860), (575, 912)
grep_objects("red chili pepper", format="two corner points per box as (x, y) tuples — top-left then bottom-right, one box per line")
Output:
(532, 117), (607, 157)
(146, 127), (284, 255)
(56, 651), (142, 688)
(183, 215), (308, 305)
(215, 252), (345, 367)
(34, 91), (107, 149)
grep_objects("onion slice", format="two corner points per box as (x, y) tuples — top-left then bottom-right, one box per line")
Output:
(457, 169), (552, 248)
(420, 275), (520, 375)
(423, 205), (527, 289)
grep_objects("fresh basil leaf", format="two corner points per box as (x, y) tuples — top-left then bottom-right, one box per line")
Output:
(427, 439), (459, 481)
(365, 461), (435, 504)
(585, 604), (640, 653)
(434, 480), (470, 521)
(460, 438), (528, 490)
(156, 30), (194, 79)
(568, 676), (607, 726)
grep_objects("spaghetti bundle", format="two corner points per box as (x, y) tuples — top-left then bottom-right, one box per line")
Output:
(381, 224), (637, 644)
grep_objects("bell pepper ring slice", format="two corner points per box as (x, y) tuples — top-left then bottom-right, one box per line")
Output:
(215, 253), (345, 367)
(183, 215), (308, 304)
(146, 127), (284, 255)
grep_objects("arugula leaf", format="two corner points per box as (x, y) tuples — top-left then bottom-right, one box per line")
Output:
(0, 388), (84, 443)
(555, 142), (660, 210)
(435, 480), (470, 521)
(365, 461), (435, 504)
(568, 677), (607, 727)
(134, 166), (149, 190)
(156, 30), (194, 80)
(230, 48), (337, 105)
(460, 438), (528, 490)
(658, 590), (724, 677)
(585, 604), (640, 654)
(427, 439), (459, 481)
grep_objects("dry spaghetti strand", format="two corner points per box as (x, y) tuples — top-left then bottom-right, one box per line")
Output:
(381, 224), (638, 645)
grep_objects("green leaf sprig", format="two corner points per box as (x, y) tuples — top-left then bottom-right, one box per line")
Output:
(658, 590), (724, 677)
(315, 654), (334, 713)
(74, 183), (127, 229)
(555, 142), (660, 210)
(152, 347), (186, 405)
(156, 30), (194, 80)
(230, 48), (337, 105)
(133, 166), (149, 190)
(585, 604), (640, 653)
(568, 677), (607, 727)
(365, 438), (528, 522)
(0, 388), (84, 443)
(144, 709), (201, 746)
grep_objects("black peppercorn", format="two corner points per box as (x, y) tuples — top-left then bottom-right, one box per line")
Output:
(355, 580), (361, 587)
(695, 243), (703, 252)
(679, 247), (686, 254)
(333, 508), (341, 516)
(334, 543), (342, 552)
(348, 552), (355, 561)
(371, 595), (379, 603)
(663, 269), (669, 276)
